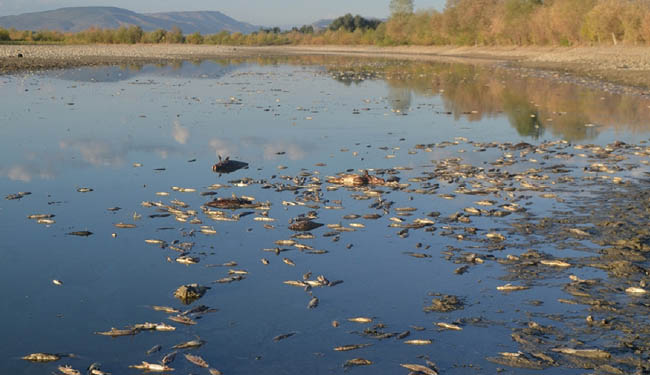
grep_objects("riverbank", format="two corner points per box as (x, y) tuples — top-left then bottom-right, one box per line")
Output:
(1, 44), (650, 94)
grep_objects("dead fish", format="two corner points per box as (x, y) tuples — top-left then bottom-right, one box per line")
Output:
(172, 339), (205, 349)
(6, 191), (31, 200)
(333, 344), (372, 351)
(551, 347), (611, 359)
(347, 317), (373, 323)
(87, 363), (110, 375)
(215, 275), (245, 283)
(66, 231), (93, 237)
(273, 332), (296, 342)
(486, 232), (505, 241)
(282, 258), (296, 266)
(153, 323), (176, 331)
(400, 364), (438, 375)
(260, 258), (270, 265)
(161, 351), (177, 365)
(497, 284), (530, 292)
(37, 218), (55, 224)
(114, 223), (136, 229)
(22, 353), (62, 362)
(284, 280), (308, 287)
(184, 353), (209, 368)
(397, 331), (411, 339)
(404, 339), (432, 345)
(343, 358), (372, 367)
(168, 315), (197, 325)
(95, 327), (138, 337)
(129, 362), (173, 372)
(28, 214), (55, 220)
(176, 256), (200, 265)
(626, 287), (647, 295)
(275, 239), (296, 246)
(76, 188), (93, 193)
(254, 216), (276, 222)
(208, 369), (222, 375)
(107, 207), (121, 212)
(404, 252), (431, 258)
(569, 228), (590, 237)
(288, 220), (324, 232)
(146, 345), (162, 355)
(436, 322), (462, 331)
(540, 260), (571, 268)
(57, 365), (80, 375)
(308, 296), (319, 309)
(152, 306), (180, 314)
(145, 239), (166, 245)
(228, 269), (248, 275)
(52, 279), (63, 286)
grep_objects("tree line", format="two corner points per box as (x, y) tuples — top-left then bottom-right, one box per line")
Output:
(1, 0), (650, 46)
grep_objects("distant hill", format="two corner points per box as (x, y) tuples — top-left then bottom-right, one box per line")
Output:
(312, 19), (334, 31)
(0, 7), (258, 34)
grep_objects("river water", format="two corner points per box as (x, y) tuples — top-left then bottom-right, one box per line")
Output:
(1, 56), (649, 375)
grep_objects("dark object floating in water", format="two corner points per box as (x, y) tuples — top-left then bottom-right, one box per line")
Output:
(289, 219), (324, 232)
(67, 231), (93, 237)
(206, 194), (266, 210)
(212, 155), (248, 174)
(173, 283), (210, 305)
(5, 191), (31, 200)
(327, 171), (386, 186)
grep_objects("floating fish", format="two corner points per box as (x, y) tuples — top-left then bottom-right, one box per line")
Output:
(333, 344), (372, 351)
(273, 332), (296, 342)
(129, 362), (173, 372)
(66, 231), (93, 237)
(172, 339), (205, 349)
(95, 327), (138, 337)
(146, 345), (162, 355)
(114, 223), (136, 229)
(57, 365), (80, 375)
(400, 364), (438, 375)
(343, 358), (372, 367)
(347, 317), (373, 323)
(184, 353), (209, 368)
(22, 353), (62, 362)
(497, 284), (530, 292)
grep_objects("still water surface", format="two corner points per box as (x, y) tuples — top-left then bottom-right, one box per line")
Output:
(1, 56), (649, 374)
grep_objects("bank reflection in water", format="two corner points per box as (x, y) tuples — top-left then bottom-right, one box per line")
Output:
(326, 59), (650, 141)
(50, 55), (650, 142)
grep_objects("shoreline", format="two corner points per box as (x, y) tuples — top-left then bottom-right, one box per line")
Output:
(1, 44), (650, 95)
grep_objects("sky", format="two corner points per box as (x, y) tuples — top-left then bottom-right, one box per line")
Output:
(0, 0), (446, 26)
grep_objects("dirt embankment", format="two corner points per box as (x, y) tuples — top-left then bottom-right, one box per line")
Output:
(1, 44), (650, 92)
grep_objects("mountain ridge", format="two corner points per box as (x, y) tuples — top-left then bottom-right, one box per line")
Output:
(0, 6), (259, 34)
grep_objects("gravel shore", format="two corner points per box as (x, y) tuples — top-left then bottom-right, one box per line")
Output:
(1, 44), (650, 93)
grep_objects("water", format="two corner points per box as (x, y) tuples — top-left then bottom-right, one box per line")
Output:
(1, 56), (649, 374)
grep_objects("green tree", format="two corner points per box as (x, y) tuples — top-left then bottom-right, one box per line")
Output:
(0, 28), (11, 41)
(186, 31), (204, 44)
(167, 26), (185, 44)
(390, 0), (414, 16)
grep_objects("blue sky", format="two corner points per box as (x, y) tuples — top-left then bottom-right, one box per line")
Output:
(0, 0), (446, 25)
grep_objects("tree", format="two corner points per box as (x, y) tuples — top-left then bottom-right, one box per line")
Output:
(0, 28), (11, 41)
(390, 0), (414, 16)
(186, 31), (204, 44)
(167, 26), (185, 44)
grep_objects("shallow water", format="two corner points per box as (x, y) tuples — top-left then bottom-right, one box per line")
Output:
(1, 56), (649, 375)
